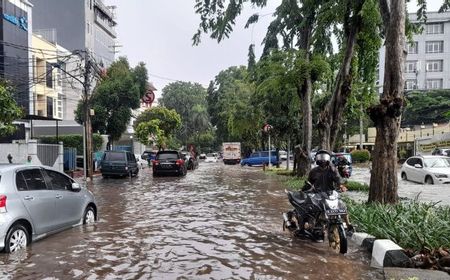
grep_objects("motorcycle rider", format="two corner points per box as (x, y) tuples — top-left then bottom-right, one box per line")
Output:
(302, 150), (353, 239)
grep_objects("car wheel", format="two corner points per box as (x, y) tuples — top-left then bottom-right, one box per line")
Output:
(401, 172), (407, 181)
(83, 206), (96, 225)
(425, 176), (434, 185)
(5, 224), (30, 253)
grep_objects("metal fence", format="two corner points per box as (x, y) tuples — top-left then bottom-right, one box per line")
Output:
(37, 144), (60, 167)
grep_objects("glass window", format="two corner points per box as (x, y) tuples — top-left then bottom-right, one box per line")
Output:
(43, 169), (72, 191)
(407, 42), (418, 54)
(250, 153), (259, 158)
(20, 169), (48, 191)
(261, 152), (269, 157)
(426, 23), (444, 34)
(156, 152), (179, 160)
(405, 79), (417, 90)
(46, 62), (53, 88)
(426, 41), (444, 53)
(103, 152), (126, 161)
(426, 60), (443, 72)
(426, 79), (443, 89)
(405, 61), (417, 73)
(406, 158), (418, 166)
(16, 172), (28, 191)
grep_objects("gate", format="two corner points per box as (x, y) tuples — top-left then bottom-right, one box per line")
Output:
(37, 144), (60, 167)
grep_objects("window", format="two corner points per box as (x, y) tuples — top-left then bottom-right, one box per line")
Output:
(426, 79), (443, 89)
(405, 61), (417, 73)
(407, 42), (418, 54)
(426, 60), (443, 72)
(103, 152), (126, 161)
(43, 169), (73, 191)
(250, 153), (259, 158)
(426, 41), (444, 53)
(406, 158), (418, 166)
(46, 62), (53, 88)
(426, 23), (444, 34)
(20, 169), (48, 191)
(405, 79), (417, 90)
(16, 172), (28, 191)
(261, 152), (269, 157)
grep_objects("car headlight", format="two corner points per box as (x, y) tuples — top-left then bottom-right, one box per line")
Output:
(435, 174), (448, 178)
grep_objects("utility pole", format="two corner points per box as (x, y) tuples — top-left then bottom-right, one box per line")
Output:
(359, 104), (364, 150)
(83, 51), (94, 181)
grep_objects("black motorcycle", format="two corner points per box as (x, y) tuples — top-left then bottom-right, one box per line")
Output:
(282, 185), (348, 254)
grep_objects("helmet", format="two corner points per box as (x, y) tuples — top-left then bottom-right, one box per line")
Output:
(315, 150), (331, 167)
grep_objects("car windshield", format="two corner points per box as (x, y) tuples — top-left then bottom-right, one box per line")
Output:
(206, 153), (215, 157)
(424, 157), (450, 168)
(157, 153), (178, 160)
(104, 152), (126, 161)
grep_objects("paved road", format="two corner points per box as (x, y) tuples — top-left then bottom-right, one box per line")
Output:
(0, 163), (382, 279)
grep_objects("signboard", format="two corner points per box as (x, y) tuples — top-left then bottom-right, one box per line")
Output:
(3, 13), (28, 31)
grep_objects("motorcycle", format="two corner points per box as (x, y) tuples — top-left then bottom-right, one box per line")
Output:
(282, 184), (349, 254)
(337, 164), (351, 178)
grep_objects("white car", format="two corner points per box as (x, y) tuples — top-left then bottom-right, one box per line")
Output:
(134, 154), (147, 168)
(279, 150), (287, 160)
(204, 153), (218, 163)
(400, 155), (450, 184)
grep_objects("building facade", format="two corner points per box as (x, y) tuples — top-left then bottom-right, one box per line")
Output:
(31, 0), (117, 67)
(0, 0), (32, 114)
(378, 11), (450, 92)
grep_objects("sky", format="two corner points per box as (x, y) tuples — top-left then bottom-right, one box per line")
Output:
(107, 0), (443, 98)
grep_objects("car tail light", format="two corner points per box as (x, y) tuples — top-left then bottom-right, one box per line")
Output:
(176, 159), (184, 165)
(153, 160), (160, 166)
(0, 195), (7, 213)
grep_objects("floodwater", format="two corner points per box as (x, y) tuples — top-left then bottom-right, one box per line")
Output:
(0, 163), (382, 279)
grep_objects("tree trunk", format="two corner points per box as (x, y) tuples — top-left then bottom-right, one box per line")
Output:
(318, 2), (363, 150)
(368, 0), (406, 204)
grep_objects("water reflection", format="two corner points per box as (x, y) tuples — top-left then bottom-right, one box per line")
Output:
(0, 163), (382, 279)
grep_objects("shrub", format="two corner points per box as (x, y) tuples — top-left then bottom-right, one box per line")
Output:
(39, 134), (103, 155)
(351, 149), (371, 163)
(345, 181), (369, 192)
(344, 198), (450, 251)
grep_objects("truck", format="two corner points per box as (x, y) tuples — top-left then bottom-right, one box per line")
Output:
(222, 142), (241, 165)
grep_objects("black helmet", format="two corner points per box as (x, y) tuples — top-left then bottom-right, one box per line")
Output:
(315, 150), (331, 167)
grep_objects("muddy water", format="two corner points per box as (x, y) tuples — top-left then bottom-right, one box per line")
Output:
(0, 163), (382, 279)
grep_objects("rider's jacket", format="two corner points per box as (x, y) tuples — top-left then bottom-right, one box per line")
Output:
(305, 165), (343, 193)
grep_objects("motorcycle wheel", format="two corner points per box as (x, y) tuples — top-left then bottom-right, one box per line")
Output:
(328, 224), (347, 254)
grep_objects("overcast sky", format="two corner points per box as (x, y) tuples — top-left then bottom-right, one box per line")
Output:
(107, 0), (443, 96)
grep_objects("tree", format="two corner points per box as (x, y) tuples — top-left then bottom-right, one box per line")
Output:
(0, 83), (23, 136)
(402, 90), (450, 126)
(134, 106), (182, 150)
(75, 57), (146, 143)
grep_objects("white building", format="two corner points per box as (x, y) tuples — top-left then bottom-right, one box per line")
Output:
(378, 11), (450, 92)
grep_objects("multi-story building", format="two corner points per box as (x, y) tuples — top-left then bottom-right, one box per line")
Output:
(378, 11), (450, 92)
(31, 0), (117, 67)
(0, 0), (33, 114)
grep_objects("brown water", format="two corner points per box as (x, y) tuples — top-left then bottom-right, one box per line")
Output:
(0, 163), (382, 279)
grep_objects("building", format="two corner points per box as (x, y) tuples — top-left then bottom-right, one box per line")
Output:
(378, 11), (450, 92)
(31, 0), (117, 67)
(0, 0), (33, 114)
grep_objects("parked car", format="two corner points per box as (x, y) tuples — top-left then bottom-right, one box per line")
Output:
(199, 153), (207, 160)
(204, 153), (218, 163)
(0, 164), (97, 253)
(432, 148), (450, 157)
(134, 154), (147, 169)
(100, 151), (139, 178)
(152, 150), (187, 176)
(279, 150), (288, 161)
(186, 155), (199, 170)
(240, 151), (279, 166)
(400, 155), (450, 184)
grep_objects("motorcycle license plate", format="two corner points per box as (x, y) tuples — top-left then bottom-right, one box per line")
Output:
(326, 209), (347, 216)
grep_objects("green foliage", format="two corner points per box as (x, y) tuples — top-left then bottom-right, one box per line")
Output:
(0, 83), (23, 136)
(134, 106), (182, 149)
(39, 134), (103, 155)
(345, 198), (450, 251)
(346, 181), (369, 192)
(402, 90), (450, 126)
(75, 57), (147, 141)
(351, 149), (371, 163)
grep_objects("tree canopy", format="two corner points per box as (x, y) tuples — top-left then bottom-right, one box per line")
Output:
(0, 83), (23, 137)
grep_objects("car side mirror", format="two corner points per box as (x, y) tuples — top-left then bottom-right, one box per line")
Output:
(414, 164), (422, 168)
(72, 182), (81, 191)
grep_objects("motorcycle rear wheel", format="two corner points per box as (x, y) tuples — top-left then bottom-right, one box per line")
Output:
(328, 224), (347, 254)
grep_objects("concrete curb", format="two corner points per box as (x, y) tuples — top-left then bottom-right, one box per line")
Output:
(351, 233), (412, 269)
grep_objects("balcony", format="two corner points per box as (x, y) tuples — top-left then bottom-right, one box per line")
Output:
(94, 12), (117, 38)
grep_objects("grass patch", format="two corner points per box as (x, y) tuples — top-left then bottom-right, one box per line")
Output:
(344, 197), (450, 251)
(346, 181), (369, 192)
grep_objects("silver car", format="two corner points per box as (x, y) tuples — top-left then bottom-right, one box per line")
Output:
(0, 164), (97, 253)
(400, 156), (450, 184)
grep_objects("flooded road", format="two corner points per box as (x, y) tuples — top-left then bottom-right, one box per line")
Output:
(0, 163), (382, 279)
